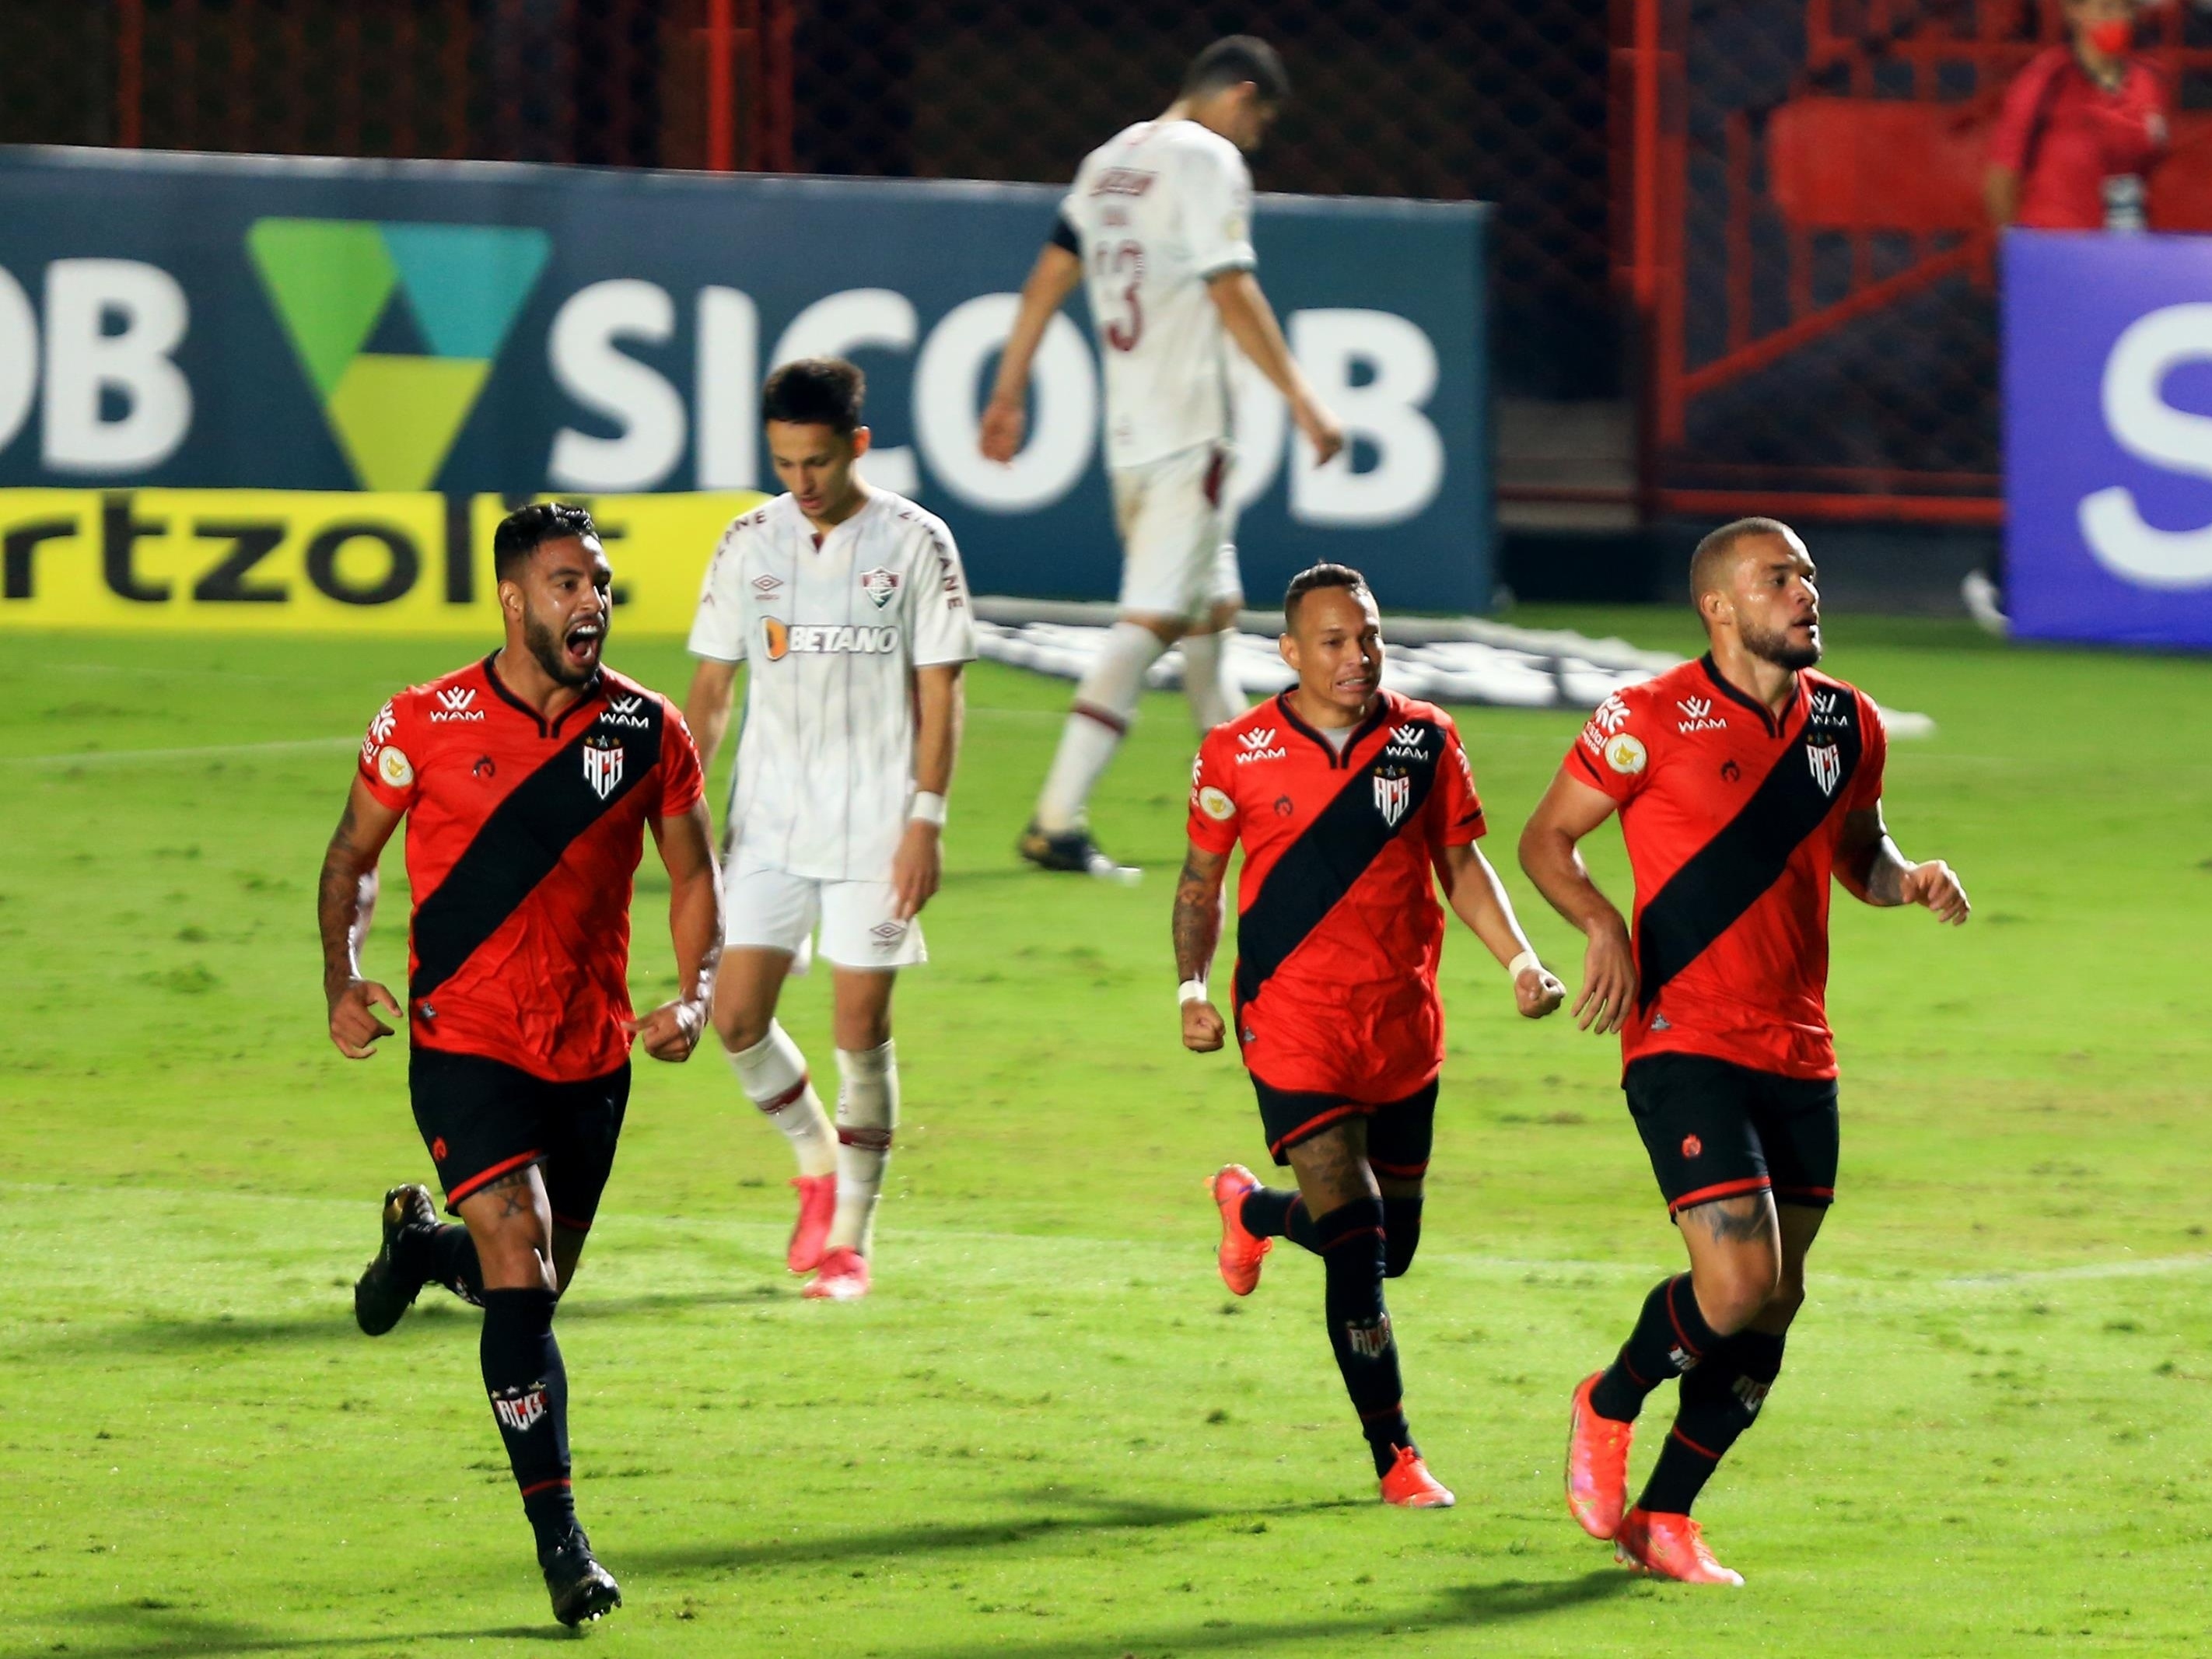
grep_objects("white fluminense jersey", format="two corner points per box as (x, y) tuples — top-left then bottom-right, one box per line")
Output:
(1060, 119), (1257, 469)
(688, 489), (975, 881)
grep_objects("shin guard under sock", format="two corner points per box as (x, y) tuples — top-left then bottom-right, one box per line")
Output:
(1590, 1272), (1724, 1423)
(1239, 1187), (1321, 1254)
(1315, 1197), (1411, 1477)
(479, 1287), (575, 1556)
(1639, 1329), (1787, 1515)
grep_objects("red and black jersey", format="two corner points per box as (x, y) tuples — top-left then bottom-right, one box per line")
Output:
(1566, 655), (1887, 1081)
(1188, 689), (1486, 1104)
(357, 656), (705, 1083)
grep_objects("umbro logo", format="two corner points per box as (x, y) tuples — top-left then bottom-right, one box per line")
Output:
(752, 574), (783, 593)
(1236, 726), (1286, 764)
(1675, 695), (1727, 734)
(430, 686), (485, 723)
(598, 694), (651, 730)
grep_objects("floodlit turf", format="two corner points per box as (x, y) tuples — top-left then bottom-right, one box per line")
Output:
(3, 611), (2209, 1657)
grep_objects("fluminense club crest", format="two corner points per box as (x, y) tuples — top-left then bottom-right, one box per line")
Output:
(859, 567), (901, 608)
(1374, 767), (1412, 827)
(582, 733), (624, 800)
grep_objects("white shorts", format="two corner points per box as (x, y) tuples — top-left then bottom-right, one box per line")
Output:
(721, 859), (926, 971)
(1111, 443), (1242, 623)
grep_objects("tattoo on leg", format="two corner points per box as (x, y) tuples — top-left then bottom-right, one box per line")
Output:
(484, 1169), (534, 1220)
(1694, 1196), (1773, 1244)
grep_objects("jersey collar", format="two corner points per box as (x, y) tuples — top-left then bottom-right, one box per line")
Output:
(1275, 688), (1394, 768)
(481, 652), (606, 740)
(1698, 653), (1798, 740)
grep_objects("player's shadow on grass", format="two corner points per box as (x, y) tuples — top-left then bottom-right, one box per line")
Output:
(627, 1491), (1363, 1576)
(0, 1602), (568, 1659)
(884, 1569), (1633, 1659)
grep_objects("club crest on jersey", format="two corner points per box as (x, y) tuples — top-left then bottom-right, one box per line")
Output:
(597, 695), (650, 730)
(491, 1382), (550, 1433)
(431, 686), (485, 723)
(1373, 766), (1412, 827)
(1807, 740), (1842, 796)
(859, 567), (901, 608)
(582, 733), (624, 800)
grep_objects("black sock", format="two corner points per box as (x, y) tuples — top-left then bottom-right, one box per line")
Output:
(1638, 1330), (1786, 1514)
(395, 1222), (485, 1304)
(1240, 1187), (1321, 1254)
(479, 1287), (575, 1557)
(1315, 1197), (1411, 1477)
(1590, 1273), (1723, 1423)
(1382, 1196), (1423, 1279)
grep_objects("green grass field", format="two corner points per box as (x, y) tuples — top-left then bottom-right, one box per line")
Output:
(4, 610), (2210, 1657)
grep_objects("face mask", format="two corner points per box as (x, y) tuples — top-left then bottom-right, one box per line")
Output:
(2087, 18), (2133, 55)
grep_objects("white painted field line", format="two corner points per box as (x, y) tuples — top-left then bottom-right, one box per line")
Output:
(2, 735), (357, 767)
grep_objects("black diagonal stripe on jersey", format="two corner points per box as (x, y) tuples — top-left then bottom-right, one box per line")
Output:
(409, 707), (663, 1003)
(1233, 722), (1440, 1010)
(1633, 712), (1863, 1012)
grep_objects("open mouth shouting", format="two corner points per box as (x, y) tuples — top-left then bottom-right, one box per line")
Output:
(564, 615), (605, 670)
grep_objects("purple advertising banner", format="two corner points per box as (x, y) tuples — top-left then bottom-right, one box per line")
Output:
(2004, 230), (2212, 650)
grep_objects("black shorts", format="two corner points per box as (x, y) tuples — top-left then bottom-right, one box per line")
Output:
(408, 1047), (630, 1234)
(1623, 1052), (1838, 1216)
(1251, 1075), (1437, 1174)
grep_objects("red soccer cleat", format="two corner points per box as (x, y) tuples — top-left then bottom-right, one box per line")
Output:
(801, 1245), (870, 1301)
(1209, 1164), (1272, 1296)
(1566, 1370), (1635, 1540)
(1614, 1507), (1744, 1585)
(786, 1173), (836, 1274)
(1378, 1446), (1455, 1508)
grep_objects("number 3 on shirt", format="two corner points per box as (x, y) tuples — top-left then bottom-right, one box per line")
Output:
(1095, 240), (1145, 352)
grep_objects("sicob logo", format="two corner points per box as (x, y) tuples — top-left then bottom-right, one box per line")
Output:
(247, 219), (550, 490)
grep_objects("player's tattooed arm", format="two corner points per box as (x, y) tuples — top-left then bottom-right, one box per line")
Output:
(319, 776), (405, 1059)
(1174, 843), (1231, 1054)
(1837, 806), (1970, 922)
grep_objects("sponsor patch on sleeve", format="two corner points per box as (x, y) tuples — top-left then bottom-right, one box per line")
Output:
(1198, 785), (1237, 821)
(376, 745), (415, 789)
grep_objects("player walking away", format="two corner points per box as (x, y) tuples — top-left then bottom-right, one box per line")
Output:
(684, 359), (975, 1301)
(1519, 518), (1970, 1584)
(982, 34), (1346, 880)
(1174, 563), (1566, 1506)
(323, 502), (721, 1626)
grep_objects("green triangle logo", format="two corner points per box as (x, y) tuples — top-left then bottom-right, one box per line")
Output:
(247, 218), (551, 490)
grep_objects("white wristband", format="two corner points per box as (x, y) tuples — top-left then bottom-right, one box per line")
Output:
(1178, 978), (1209, 1006)
(909, 790), (947, 827)
(1507, 949), (1543, 981)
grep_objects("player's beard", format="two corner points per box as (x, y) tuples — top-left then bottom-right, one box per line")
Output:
(523, 604), (601, 688)
(1741, 614), (1821, 670)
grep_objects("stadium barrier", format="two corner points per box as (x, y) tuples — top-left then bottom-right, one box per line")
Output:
(0, 145), (1492, 618)
(2003, 231), (2212, 652)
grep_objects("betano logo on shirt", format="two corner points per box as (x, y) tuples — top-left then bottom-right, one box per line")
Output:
(247, 218), (551, 491)
(760, 618), (903, 661)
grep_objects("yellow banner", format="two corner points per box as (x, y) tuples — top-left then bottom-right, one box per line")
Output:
(0, 489), (769, 635)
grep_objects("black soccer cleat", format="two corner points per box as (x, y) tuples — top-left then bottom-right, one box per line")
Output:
(1017, 821), (1140, 884)
(353, 1183), (437, 1336)
(541, 1528), (622, 1626)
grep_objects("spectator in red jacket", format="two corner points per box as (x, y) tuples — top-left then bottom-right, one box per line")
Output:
(1986, 0), (2168, 231)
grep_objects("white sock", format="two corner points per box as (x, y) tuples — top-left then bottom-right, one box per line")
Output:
(727, 1023), (837, 1179)
(1035, 621), (1166, 832)
(1178, 627), (1244, 734)
(828, 1040), (898, 1257)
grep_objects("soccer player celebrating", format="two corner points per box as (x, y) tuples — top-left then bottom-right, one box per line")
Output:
(684, 359), (975, 1301)
(324, 502), (721, 1626)
(982, 34), (1346, 880)
(1519, 518), (1971, 1584)
(1176, 564), (1565, 1505)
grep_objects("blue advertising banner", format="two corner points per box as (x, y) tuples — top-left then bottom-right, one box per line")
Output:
(0, 145), (1489, 621)
(2004, 229), (2212, 650)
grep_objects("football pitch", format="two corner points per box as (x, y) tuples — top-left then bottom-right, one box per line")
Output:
(4, 610), (2209, 1657)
